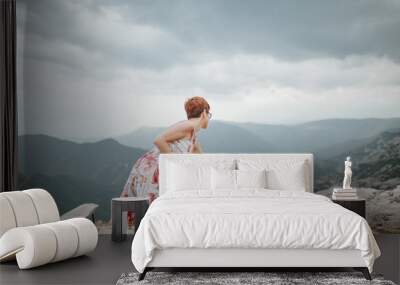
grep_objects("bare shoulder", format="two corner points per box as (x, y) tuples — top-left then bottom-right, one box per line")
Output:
(171, 120), (194, 131)
(159, 120), (194, 140)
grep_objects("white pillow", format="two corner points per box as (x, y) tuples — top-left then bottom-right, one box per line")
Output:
(167, 162), (211, 191)
(211, 168), (268, 190)
(211, 168), (237, 191)
(238, 159), (308, 191)
(165, 159), (237, 193)
(236, 169), (267, 189)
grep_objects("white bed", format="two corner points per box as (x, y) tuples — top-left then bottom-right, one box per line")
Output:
(131, 153), (380, 280)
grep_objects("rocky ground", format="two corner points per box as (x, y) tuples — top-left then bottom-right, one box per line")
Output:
(96, 220), (112, 235)
(318, 187), (400, 234)
(96, 219), (136, 235)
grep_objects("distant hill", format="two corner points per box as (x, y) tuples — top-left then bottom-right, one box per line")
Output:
(315, 130), (400, 190)
(237, 118), (400, 155)
(116, 126), (165, 150)
(116, 120), (276, 153)
(18, 172), (116, 222)
(18, 134), (146, 220)
(196, 121), (276, 153)
(116, 118), (400, 156)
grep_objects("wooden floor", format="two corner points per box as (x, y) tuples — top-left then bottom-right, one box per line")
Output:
(0, 234), (398, 285)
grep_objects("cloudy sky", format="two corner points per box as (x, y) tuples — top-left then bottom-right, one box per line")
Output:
(17, 0), (400, 141)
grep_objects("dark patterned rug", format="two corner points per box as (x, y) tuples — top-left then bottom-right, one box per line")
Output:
(116, 271), (396, 285)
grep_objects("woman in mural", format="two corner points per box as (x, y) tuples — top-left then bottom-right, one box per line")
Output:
(120, 96), (211, 228)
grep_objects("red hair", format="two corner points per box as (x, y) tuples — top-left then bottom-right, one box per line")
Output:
(184, 96), (210, 119)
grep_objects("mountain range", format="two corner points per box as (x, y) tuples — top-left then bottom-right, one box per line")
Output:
(116, 121), (276, 153)
(315, 128), (400, 190)
(18, 134), (144, 220)
(17, 118), (400, 222)
(116, 118), (400, 157)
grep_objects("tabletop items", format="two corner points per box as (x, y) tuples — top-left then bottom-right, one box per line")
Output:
(332, 156), (359, 200)
(332, 187), (359, 200)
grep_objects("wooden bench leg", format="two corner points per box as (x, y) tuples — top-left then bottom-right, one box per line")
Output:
(354, 267), (371, 280)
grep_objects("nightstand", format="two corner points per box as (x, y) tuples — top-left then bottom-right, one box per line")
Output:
(111, 197), (149, 242)
(332, 199), (366, 218)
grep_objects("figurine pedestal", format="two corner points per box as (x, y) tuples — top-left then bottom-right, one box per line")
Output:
(332, 187), (358, 200)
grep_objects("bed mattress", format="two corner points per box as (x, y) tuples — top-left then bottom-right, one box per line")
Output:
(131, 189), (380, 273)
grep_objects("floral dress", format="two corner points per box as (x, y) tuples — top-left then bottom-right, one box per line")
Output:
(120, 137), (192, 229)
(121, 137), (193, 197)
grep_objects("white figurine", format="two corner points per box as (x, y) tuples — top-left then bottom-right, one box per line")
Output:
(343, 156), (352, 189)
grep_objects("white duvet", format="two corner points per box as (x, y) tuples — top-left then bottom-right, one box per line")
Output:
(131, 190), (381, 273)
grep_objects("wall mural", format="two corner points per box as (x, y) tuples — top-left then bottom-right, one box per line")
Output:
(16, 0), (400, 234)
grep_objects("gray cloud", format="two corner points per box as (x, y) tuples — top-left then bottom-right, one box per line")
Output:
(20, 0), (400, 71)
(100, 0), (400, 60)
(16, 0), (400, 141)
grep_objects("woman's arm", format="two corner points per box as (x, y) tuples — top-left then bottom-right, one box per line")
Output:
(193, 140), (202, 153)
(153, 123), (193, 153)
(188, 130), (202, 153)
(153, 137), (173, 153)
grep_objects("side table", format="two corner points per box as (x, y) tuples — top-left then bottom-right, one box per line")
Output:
(111, 197), (149, 242)
(332, 198), (366, 218)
